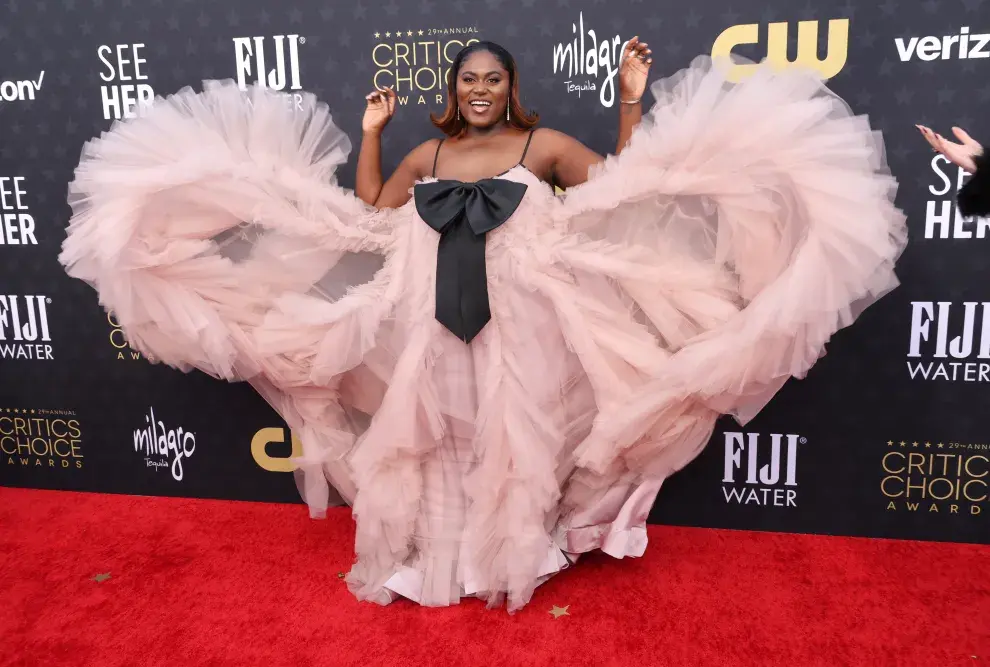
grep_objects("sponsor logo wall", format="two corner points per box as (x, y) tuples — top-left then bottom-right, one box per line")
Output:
(0, 0), (986, 545)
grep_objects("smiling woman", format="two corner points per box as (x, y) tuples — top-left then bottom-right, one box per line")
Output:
(60, 38), (906, 612)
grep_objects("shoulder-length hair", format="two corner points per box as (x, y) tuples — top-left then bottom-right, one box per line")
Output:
(430, 40), (539, 137)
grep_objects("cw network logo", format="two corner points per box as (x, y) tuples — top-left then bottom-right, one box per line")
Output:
(722, 431), (804, 507)
(896, 26), (990, 62)
(0, 71), (44, 103)
(712, 19), (849, 82)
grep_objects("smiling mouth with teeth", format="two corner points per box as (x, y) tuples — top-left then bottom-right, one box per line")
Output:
(469, 101), (492, 110)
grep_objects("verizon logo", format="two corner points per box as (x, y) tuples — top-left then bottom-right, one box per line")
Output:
(896, 27), (990, 61)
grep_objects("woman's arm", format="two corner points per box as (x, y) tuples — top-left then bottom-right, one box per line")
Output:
(544, 37), (653, 188)
(355, 87), (437, 209)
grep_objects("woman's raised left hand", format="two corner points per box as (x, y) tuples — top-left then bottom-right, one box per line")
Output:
(618, 36), (652, 103)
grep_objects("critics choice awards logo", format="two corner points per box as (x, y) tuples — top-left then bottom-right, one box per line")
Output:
(133, 407), (196, 481)
(881, 439), (987, 517)
(0, 295), (53, 361)
(371, 26), (480, 106)
(1, 408), (83, 470)
(1, 176), (38, 247)
(721, 431), (803, 507)
(712, 18), (849, 82)
(920, 155), (988, 240)
(107, 310), (149, 362)
(895, 26), (990, 62)
(98, 43), (154, 121)
(0, 70), (44, 104)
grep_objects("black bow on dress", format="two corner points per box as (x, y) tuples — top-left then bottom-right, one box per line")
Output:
(414, 178), (528, 343)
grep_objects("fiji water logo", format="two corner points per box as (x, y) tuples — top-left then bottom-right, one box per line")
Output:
(133, 407), (196, 481)
(722, 432), (803, 507)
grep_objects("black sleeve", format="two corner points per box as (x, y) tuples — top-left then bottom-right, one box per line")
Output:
(958, 150), (990, 218)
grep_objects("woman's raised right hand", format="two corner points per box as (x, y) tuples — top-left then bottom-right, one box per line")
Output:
(363, 87), (397, 135)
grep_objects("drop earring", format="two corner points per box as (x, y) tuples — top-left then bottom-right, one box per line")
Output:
(456, 107), (460, 121)
(506, 105), (510, 121)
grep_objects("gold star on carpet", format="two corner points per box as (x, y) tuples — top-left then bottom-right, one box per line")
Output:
(92, 572), (111, 583)
(549, 605), (570, 619)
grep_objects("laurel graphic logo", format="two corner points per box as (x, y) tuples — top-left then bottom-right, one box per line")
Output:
(712, 19), (850, 83)
(882, 439), (987, 517)
(722, 431), (804, 507)
(252, 427), (303, 472)
(371, 26), (480, 106)
(1, 408), (84, 470)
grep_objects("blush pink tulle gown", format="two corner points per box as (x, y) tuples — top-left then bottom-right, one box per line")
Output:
(59, 55), (907, 612)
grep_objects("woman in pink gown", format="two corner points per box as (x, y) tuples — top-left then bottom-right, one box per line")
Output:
(59, 39), (907, 612)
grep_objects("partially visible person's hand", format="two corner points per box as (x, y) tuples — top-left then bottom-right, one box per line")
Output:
(917, 125), (983, 173)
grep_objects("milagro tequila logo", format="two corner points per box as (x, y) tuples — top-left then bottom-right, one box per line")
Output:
(97, 43), (154, 120)
(133, 407), (196, 481)
(722, 431), (803, 507)
(1, 176), (38, 246)
(0, 295), (53, 360)
(0, 71), (44, 103)
(552, 12), (626, 107)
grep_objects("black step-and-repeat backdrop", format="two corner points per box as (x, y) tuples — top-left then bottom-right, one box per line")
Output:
(1, 0), (988, 546)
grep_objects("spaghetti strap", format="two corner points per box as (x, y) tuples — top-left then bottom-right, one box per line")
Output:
(519, 129), (536, 165)
(432, 139), (444, 177)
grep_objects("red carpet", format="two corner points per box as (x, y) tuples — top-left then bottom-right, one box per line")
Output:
(0, 487), (986, 667)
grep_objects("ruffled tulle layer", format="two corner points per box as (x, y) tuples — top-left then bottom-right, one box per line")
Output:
(59, 54), (906, 612)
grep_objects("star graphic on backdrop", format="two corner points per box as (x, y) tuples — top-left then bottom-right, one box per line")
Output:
(373, 32), (380, 39)
(878, 59), (894, 76)
(166, 15), (179, 31)
(887, 440), (894, 446)
(520, 47), (536, 67)
(879, 0), (898, 14)
(856, 91), (872, 107)
(557, 0), (571, 7)
(646, 14), (662, 30)
(405, 30), (412, 37)
(36, 0), (47, 12)
(538, 20), (554, 37)
(289, 8), (302, 23)
(352, 3), (367, 19)
(549, 605), (570, 619)
(0, 25), (9, 42)
(319, 7), (334, 21)
(937, 86), (956, 106)
(138, 17), (150, 31)
(74, 94), (87, 111)
(925, 442), (932, 448)
(899, 441), (906, 447)
(225, 11), (239, 27)
(62, 0), (74, 9)
(91, 0), (103, 8)
(384, 31), (391, 38)
(197, 12), (210, 28)
(921, 0), (940, 12)
(538, 77), (553, 92)
(340, 32), (351, 48)
(978, 84), (990, 103)
(383, 0), (399, 15)
(79, 21), (92, 35)
(895, 87), (914, 106)
(961, 0), (984, 9)
(323, 56), (338, 73)
(259, 9), (271, 25)
(92, 573), (111, 583)
(417, 29), (424, 36)
(720, 9), (741, 24)
(839, 0), (857, 19)
(937, 443), (945, 449)
(684, 9), (701, 28)
(185, 39), (198, 56)
(505, 22), (519, 37)
(451, 0), (466, 12)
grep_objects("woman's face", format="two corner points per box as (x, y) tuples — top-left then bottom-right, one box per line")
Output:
(455, 50), (510, 128)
